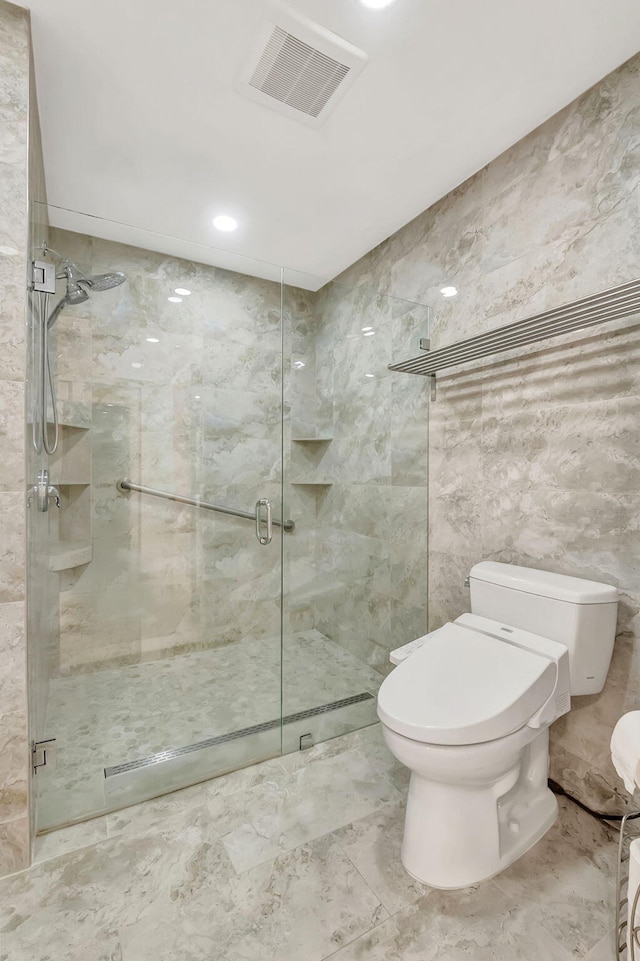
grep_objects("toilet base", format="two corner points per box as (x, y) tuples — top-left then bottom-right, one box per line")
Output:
(401, 792), (557, 889)
(392, 726), (558, 889)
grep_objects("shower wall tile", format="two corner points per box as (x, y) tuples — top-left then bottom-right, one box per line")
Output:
(0, 379), (24, 490)
(335, 51), (640, 812)
(0, 710), (28, 819)
(0, 259), (27, 382)
(0, 815), (29, 878)
(48, 227), (292, 678)
(295, 275), (429, 677)
(0, 0), (30, 871)
(390, 377), (429, 487)
(0, 601), (26, 716)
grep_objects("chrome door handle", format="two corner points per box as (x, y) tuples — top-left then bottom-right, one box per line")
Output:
(255, 497), (272, 546)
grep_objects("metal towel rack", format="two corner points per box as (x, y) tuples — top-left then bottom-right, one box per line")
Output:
(388, 278), (640, 399)
(616, 811), (640, 960)
(116, 478), (295, 534)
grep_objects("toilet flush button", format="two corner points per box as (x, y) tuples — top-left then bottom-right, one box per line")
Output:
(508, 819), (520, 833)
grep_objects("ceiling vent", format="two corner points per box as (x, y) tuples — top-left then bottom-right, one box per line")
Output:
(237, 5), (368, 127)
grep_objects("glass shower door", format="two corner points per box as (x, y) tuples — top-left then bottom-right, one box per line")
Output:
(281, 275), (431, 754)
(32, 209), (286, 830)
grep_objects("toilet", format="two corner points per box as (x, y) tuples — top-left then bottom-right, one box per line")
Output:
(377, 561), (619, 889)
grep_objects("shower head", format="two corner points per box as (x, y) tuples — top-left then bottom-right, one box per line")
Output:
(47, 257), (127, 327)
(81, 271), (127, 291)
(57, 260), (127, 293)
(64, 284), (90, 305)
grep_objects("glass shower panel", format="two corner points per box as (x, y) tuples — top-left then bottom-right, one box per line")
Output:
(282, 275), (431, 753)
(32, 208), (285, 830)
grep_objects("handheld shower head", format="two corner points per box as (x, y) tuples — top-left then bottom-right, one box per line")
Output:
(64, 284), (90, 306)
(36, 247), (128, 457)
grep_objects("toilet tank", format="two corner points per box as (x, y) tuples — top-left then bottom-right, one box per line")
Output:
(468, 562), (618, 695)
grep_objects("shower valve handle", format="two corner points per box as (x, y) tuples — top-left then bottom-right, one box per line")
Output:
(28, 470), (61, 511)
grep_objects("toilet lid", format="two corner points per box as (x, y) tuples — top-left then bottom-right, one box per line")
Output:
(377, 622), (557, 746)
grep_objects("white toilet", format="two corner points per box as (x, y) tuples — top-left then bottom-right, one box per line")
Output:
(377, 561), (618, 889)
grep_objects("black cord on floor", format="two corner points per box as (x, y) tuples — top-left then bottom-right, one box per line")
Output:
(548, 778), (640, 825)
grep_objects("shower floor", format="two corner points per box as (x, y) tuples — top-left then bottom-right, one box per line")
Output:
(38, 629), (383, 831)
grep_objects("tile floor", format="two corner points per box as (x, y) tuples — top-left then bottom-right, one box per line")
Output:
(39, 630), (382, 829)
(0, 724), (619, 961)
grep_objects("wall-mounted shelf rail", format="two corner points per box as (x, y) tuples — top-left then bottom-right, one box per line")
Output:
(388, 279), (640, 399)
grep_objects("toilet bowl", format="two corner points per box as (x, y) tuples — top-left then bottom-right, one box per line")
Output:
(377, 562), (619, 889)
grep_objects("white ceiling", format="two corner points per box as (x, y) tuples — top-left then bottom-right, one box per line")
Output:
(27, 0), (640, 290)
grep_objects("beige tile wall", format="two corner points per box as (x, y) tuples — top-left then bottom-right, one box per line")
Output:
(336, 52), (640, 812)
(0, 0), (30, 876)
(44, 228), (298, 675)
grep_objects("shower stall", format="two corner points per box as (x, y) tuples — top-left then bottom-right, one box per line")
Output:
(27, 205), (430, 833)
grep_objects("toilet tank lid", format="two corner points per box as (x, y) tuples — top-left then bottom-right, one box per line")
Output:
(469, 562), (618, 605)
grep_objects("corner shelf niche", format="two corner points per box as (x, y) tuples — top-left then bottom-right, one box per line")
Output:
(49, 541), (92, 572)
(290, 481), (333, 488)
(291, 436), (334, 443)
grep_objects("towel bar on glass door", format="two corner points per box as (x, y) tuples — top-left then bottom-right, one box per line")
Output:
(116, 478), (295, 533)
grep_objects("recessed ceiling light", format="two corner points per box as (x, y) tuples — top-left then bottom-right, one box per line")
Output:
(213, 215), (238, 232)
(360, 0), (396, 8)
(174, 288), (191, 296)
(168, 296), (183, 303)
(440, 286), (458, 298)
(361, 326), (373, 332)
(365, 373), (375, 378)
(146, 337), (160, 343)
(131, 362), (142, 369)
(195, 395), (201, 400)
(363, 330), (375, 336)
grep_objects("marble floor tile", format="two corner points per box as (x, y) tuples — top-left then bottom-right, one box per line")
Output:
(33, 817), (108, 864)
(582, 931), (616, 961)
(118, 833), (388, 961)
(221, 745), (402, 873)
(0, 807), (231, 961)
(323, 880), (576, 961)
(333, 800), (428, 915)
(105, 756), (286, 841)
(1, 726), (621, 961)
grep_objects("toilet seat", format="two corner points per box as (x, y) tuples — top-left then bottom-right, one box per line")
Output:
(377, 621), (557, 746)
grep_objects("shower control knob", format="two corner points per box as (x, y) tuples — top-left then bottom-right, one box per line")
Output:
(28, 470), (61, 511)
(33, 469), (50, 512)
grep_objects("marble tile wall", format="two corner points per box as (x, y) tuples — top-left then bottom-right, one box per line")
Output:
(291, 281), (431, 677)
(335, 52), (640, 811)
(0, 0), (38, 877)
(43, 231), (428, 697)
